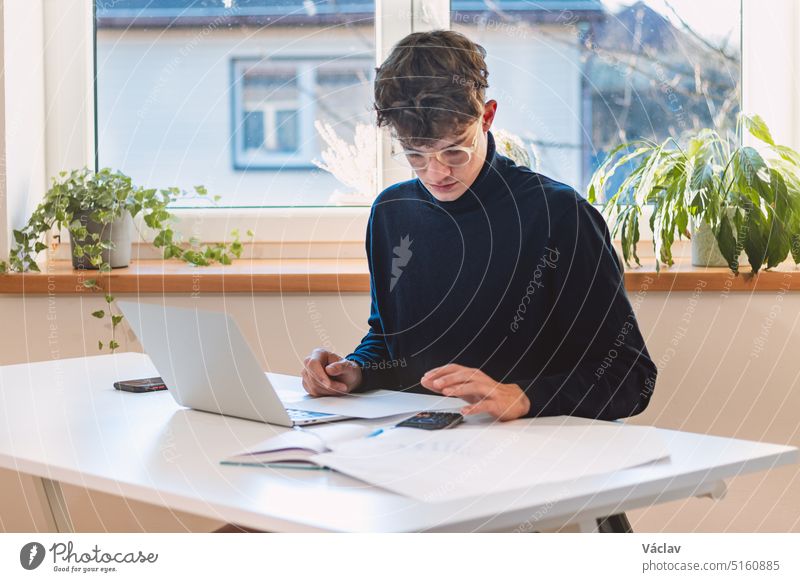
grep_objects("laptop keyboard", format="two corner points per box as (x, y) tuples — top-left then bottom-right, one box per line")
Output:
(287, 408), (335, 420)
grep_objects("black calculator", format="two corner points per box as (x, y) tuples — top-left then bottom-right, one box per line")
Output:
(396, 411), (464, 430)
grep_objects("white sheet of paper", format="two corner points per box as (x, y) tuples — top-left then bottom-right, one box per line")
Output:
(284, 389), (468, 419)
(312, 423), (671, 502)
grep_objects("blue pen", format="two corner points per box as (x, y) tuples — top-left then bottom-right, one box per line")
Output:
(367, 416), (414, 438)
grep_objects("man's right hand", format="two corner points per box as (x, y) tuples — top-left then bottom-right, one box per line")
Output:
(301, 349), (363, 396)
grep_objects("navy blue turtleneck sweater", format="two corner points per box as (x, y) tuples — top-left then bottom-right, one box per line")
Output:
(345, 131), (657, 420)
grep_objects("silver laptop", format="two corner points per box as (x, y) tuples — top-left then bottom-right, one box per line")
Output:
(117, 301), (350, 427)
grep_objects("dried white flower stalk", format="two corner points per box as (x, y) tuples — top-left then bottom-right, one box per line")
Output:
(493, 128), (537, 170)
(313, 120), (377, 204)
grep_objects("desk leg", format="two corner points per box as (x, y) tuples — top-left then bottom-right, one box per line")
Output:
(698, 480), (728, 501)
(32, 477), (75, 533)
(596, 513), (633, 533)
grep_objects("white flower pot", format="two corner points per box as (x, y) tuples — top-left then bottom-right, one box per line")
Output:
(691, 210), (744, 268)
(71, 211), (133, 269)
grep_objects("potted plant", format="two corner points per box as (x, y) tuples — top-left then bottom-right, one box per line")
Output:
(3, 168), (163, 272)
(62, 168), (135, 269)
(1, 167), (252, 351)
(588, 114), (800, 274)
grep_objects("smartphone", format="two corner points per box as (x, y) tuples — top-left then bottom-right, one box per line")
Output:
(113, 377), (167, 393)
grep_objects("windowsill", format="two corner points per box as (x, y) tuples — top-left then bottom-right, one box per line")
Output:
(0, 258), (371, 294)
(1, 243), (798, 294)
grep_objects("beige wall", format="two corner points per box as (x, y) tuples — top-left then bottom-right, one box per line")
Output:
(1, 289), (798, 532)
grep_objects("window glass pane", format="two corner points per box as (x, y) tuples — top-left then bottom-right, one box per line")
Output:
(451, 0), (741, 199)
(274, 109), (300, 152)
(96, 0), (376, 207)
(240, 65), (300, 153)
(242, 110), (265, 150)
(315, 66), (373, 139)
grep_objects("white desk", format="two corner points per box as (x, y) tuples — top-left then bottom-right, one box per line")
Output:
(0, 352), (796, 532)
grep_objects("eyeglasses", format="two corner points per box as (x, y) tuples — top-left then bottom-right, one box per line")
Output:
(391, 123), (482, 170)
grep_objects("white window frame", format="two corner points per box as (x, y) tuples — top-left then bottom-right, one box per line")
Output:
(2, 0), (796, 260)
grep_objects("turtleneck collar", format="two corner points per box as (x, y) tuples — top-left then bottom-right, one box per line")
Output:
(418, 130), (501, 214)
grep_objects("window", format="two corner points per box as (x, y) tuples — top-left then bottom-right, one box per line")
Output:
(451, 0), (742, 198)
(93, 0), (742, 210)
(95, 0), (376, 208)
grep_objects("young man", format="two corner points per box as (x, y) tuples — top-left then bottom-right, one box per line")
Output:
(301, 30), (657, 422)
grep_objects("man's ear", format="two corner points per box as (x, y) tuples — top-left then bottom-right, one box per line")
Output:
(482, 100), (498, 132)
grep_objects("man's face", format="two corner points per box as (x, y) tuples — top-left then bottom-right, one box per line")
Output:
(396, 102), (496, 202)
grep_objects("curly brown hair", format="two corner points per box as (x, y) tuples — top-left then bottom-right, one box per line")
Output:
(373, 30), (489, 146)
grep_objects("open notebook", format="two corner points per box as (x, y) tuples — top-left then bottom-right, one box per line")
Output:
(221, 421), (672, 501)
(221, 423), (376, 469)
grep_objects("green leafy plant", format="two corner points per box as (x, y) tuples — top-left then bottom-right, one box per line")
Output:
(0, 167), (254, 351)
(588, 114), (800, 274)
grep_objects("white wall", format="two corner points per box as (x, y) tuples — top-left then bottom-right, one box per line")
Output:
(0, 0), (47, 259)
(43, 0), (94, 181)
(0, 290), (798, 532)
(742, 0), (800, 148)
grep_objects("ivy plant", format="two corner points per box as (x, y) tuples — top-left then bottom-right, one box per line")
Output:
(0, 167), (254, 351)
(588, 114), (800, 274)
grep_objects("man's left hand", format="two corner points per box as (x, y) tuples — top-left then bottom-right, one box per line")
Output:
(420, 364), (530, 421)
